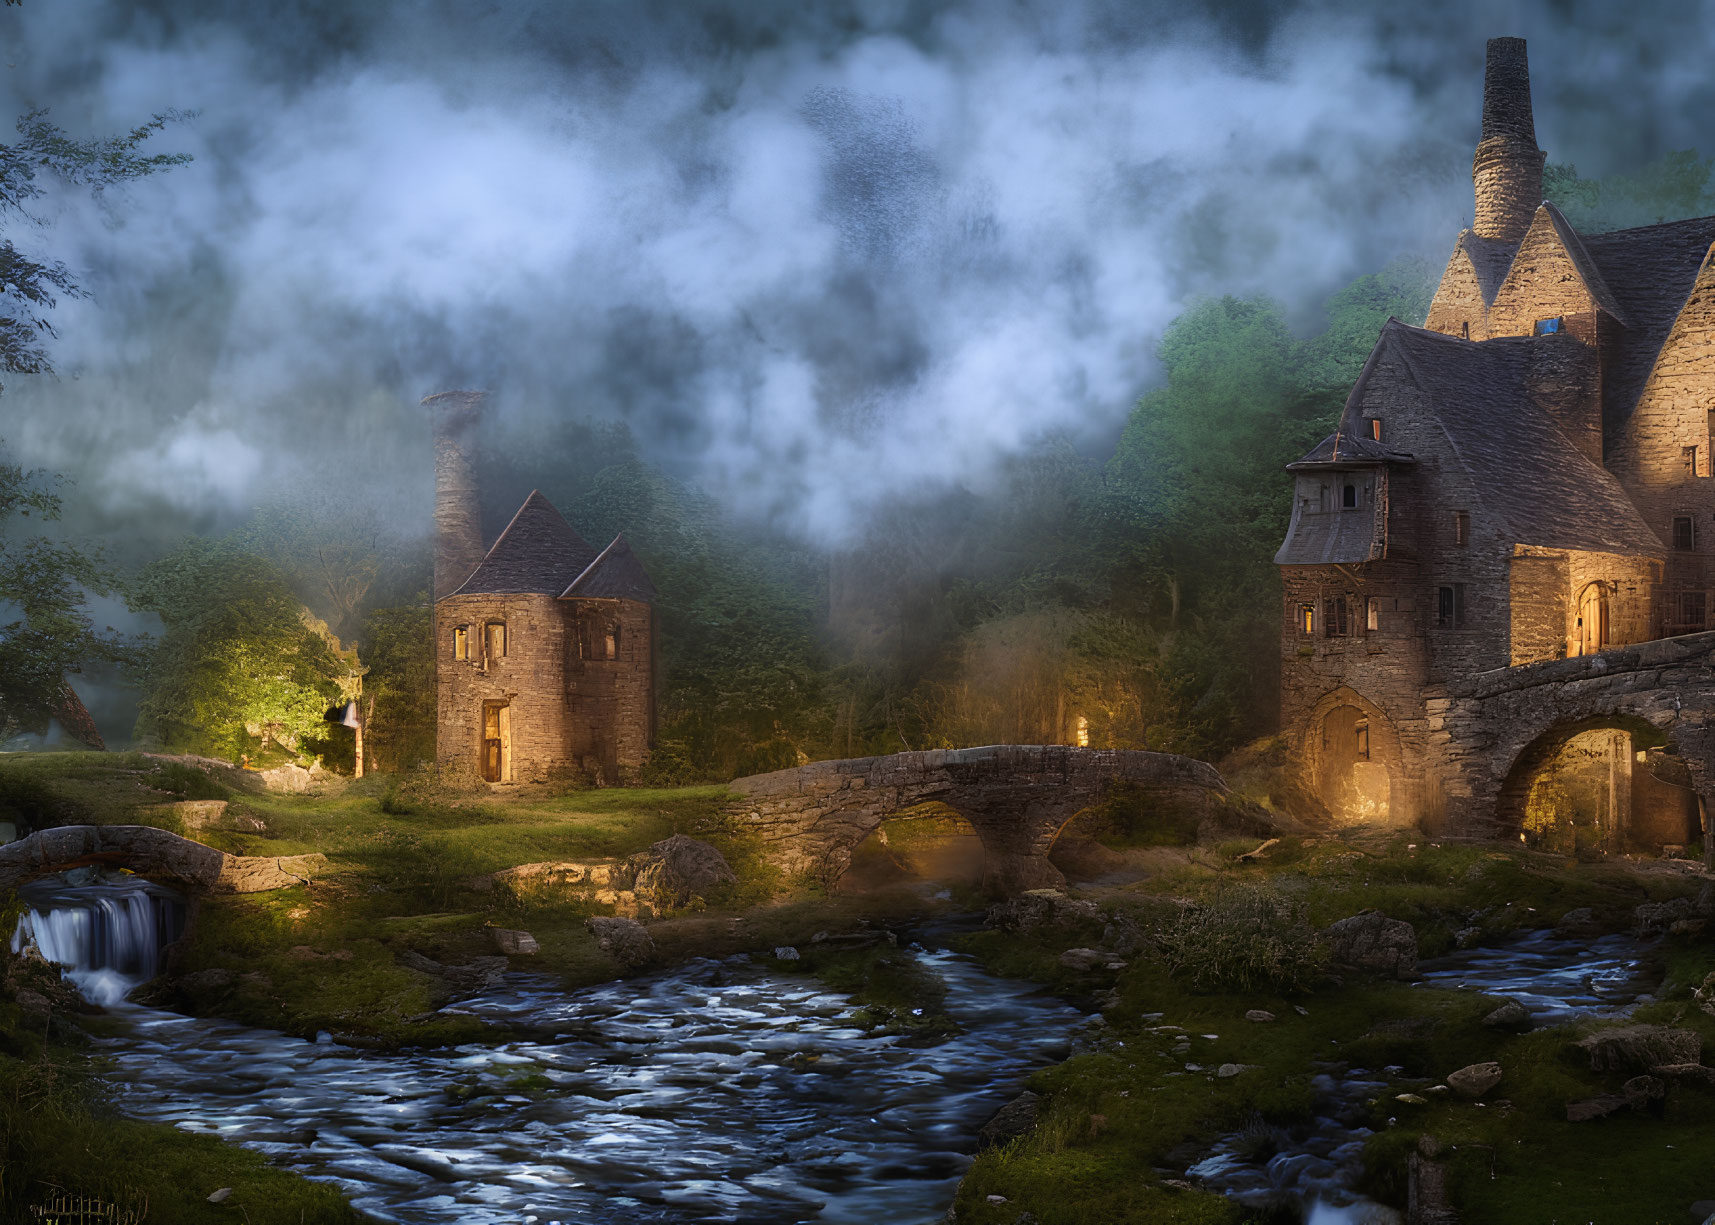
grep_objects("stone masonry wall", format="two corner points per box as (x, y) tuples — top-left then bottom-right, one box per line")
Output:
(564, 598), (654, 780)
(436, 592), (572, 784)
(1424, 243), (1492, 341)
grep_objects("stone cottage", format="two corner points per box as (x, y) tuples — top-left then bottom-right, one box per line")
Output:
(427, 390), (656, 785)
(1277, 38), (1715, 849)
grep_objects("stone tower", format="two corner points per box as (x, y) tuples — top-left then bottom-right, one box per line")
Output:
(424, 389), (487, 602)
(1471, 36), (1545, 243)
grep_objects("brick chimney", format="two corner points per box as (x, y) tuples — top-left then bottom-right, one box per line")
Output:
(423, 389), (487, 601)
(1471, 37), (1546, 243)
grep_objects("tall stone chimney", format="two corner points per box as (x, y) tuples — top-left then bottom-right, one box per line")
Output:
(423, 389), (487, 601)
(1471, 37), (1545, 243)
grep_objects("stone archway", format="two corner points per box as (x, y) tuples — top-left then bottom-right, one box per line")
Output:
(1302, 688), (1402, 826)
(1496, 715), (1699, 854)
(837, 803), (985, 893)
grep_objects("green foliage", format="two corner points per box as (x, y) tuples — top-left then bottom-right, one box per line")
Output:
(0, 443), (144, 743)
(1154, 881), (1324, 994)
(130, 539), (356, 762)
(1545, 150), (1715, 233)
(360, 601), (435, 772)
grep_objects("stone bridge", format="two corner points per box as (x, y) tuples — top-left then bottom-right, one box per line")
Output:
(727, 745), (1244, 894)
(1428, 630), (1715, 849)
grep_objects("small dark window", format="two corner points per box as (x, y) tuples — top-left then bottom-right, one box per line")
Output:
(1461, 320), (1470, 340)
(1354, 719), (1370, 761)
(1533, 316), (1563, 336)
(1324, 596), (1349, 637)
(1686, 446), (1701, 480)
(1674, 515), (1696, 551)
(1453, 511), (1469, 547)
(1342, 483), (1357, 509)
(1297, 603), (1315, 635)
(1677, 590), (1707, 631)
(1437, 584), (1468, 629)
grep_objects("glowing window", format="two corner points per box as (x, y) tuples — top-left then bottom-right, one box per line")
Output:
(484, 621), (506, 660)
(1366, 597), (1380, 632)
(453, 626), (469, 661)
(1298, 603), (1315, 635)
(1364, 418), (1382, 441)
(1074, 715), (1090, 748)
(1533, 316), (1563, 336)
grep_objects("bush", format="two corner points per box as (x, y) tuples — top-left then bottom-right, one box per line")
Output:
(1155, 881), (1324, 994)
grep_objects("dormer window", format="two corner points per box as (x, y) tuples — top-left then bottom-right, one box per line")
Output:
(1533, 316), (1564, 336)
(1365, 418), (1382, 441)
(1342, 483), (1357, 509)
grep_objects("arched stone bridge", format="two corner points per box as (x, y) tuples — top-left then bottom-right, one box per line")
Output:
(727, 745), (1244, 894)
(0, 825), (327, 893)
(1427, 629), (1715, 847)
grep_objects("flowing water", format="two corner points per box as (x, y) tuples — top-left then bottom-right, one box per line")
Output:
(1187, 928), (1662, 1224)
(11, 873), (185, 1007)
(11, 885), (1083, 1225)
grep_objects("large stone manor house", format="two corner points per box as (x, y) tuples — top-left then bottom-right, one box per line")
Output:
(427, 391), (656, 785)
(1277, 38), (1715, 848)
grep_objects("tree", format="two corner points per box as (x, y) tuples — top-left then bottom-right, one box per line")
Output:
(0, 104), (187, 740)
(0, 448), (142, 742)
(131, 539), (359, 763)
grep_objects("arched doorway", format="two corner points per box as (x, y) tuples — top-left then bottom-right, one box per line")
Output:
(1575, 582), (1609, 656)
(1312, 699), (1396, 823)
(1498, 716), (1699, 854)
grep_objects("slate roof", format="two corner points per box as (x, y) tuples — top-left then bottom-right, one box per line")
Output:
(1580, 213), (1715, 431)
(445, 490), (599, 598)
(1353, 320), (1665, 557)
(560, 534), (657, 604)
(1287, 430), (1415, 469)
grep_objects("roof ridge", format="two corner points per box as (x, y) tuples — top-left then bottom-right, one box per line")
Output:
(1539, 201), (1628, 324)
(560, 534), (622, 597)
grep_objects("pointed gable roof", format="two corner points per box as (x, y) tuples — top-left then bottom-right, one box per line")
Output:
(444, 490), (599, 598)
(560, 534), (657, 603)
(1371, 320), (1663, 557)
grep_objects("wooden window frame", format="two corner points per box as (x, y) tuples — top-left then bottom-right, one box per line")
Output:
(1297, 603), (1315, 635)
(1453, 511), (1469, 547)
(453, 625), (469, 662)
(1674, 515), (1696, 551)
(1323, 596), (1349, 638)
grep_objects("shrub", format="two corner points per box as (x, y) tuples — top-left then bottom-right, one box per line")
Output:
(1155, 881), (1324, 994)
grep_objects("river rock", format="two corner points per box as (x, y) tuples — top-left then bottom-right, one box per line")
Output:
(258, 763), (314, 793)
(585, 916), (656, 969)
(1058, 947), (1109, 972)
(626, 835), (736, 909)
(978, 1090), (1040, 1149)
(1322, 910), (1418, 979)
(1245, 1009), (1276, 1022)
(1634, 896), (1701, 934)
(1446, 1062), (1503, 1098)
(774, 946), (800, 961)
(985, 889), (1101, 933)
(1483, 999), (1533, 1030)
(1555, 906), (1602, 938)
(1575, 1025), (1701, 1073)
(490, 928), (539, 955)
(1648, 1062), (1715, 1089)
(1566, 1075), (1665, 1123)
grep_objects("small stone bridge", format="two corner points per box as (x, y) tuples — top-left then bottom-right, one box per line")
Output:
(727, 745), (1244, 894)
(1428, 630), (1715, 843)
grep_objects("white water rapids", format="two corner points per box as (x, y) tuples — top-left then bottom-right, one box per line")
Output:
(11, 874), (184, 1006)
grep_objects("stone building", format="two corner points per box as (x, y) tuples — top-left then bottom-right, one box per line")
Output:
(1276, 38), (1715, 849)
(427, 391), (656, 785)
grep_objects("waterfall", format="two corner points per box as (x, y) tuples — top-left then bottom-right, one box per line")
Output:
(11, 876), (185, 1007)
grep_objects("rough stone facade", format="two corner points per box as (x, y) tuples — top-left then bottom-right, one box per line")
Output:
(727, 745), (1243, 894)
(1276, 38), (1715, 851)
(426, 392), (656, 787)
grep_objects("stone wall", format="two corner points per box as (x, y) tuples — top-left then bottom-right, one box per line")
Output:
(564, 598), (655, 780)
(0, 825), (326, 893)
(436, 592), (573, 784)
